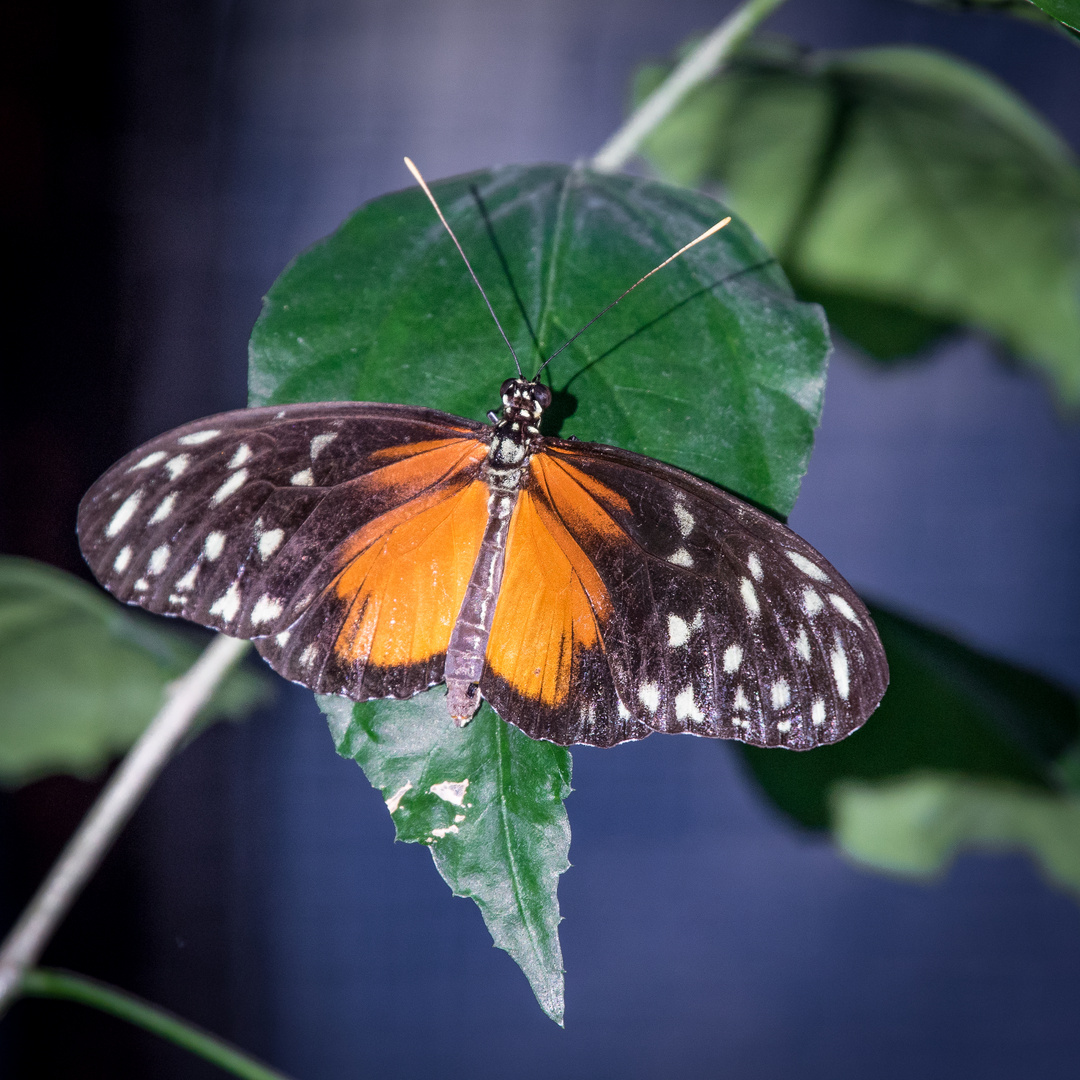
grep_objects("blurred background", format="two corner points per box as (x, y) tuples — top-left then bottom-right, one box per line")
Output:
(2, 0), (1079, 1076)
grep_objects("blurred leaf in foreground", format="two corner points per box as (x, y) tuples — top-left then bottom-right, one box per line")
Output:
(740, 605), (1080, 897)
(321, 692), (571, 1024)
(0, 556), (272, 786)
(635, 42), (1080, 400)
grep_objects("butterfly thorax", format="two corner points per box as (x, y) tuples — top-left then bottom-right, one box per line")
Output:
(444, 379), (551, 723)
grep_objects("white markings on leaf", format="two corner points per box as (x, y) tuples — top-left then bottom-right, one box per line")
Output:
(638, 682), (660, 714)
(430, 825), (459, 840)
(149, 492), (178, 524)
(674, 501), (694, 537)
(829, 593), (861, 625)
(385, 783), (412, 814)
(803, 588), (823, 616)
(130, 451), (166, 471)
(209, 582), (242, 622)
(229, 443), (253, 469)
(430, 779), (469, 806)
(177, 429), (221, 445)
(147, 545), (171, 576)
(812, 699), (826, 726)
(250, 594), (284, 625)
(165, 454), (191, 480)
(204, 532), (226, 560)
(106, 490), (143, 537)
(747, 552), (763, 581)
(794, 627), (811, 661)
(668, 614), (690, 648)
(668, 547), (694, 568)
(310, 432), (338, 459)
(675, 686), (704, 722)
(771, 680), (790, 709)
(740, 577), (759, 616)
(175, 564), (199, 592)
(786, 549), (828, 582)
(113, 546), (132, 573)
(733, 685), (750, 711)
(831, 643), (850, 700)
(291, 468), (314, 486)
(258, 527), (285, 560)
(211, 468), (248, 505)
(723, 643), (742, 673)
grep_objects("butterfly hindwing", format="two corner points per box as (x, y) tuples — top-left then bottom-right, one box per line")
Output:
(77, 403), (491, 700)
(482, 439), (887, 749)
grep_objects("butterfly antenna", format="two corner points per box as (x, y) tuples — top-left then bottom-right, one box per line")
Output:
(404, 157), (522, 378)
(533, 216), (732, 381)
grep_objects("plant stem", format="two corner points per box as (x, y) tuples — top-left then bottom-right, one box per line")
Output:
(592, 0), (790, 173)
(0, 634), (251, 1016)
(21, 968), (293, 1080)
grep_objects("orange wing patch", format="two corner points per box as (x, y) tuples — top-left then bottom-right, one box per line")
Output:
(356, 437), (488, 496)
(485, 455), (630, 707)
(330, 474), (489, 671)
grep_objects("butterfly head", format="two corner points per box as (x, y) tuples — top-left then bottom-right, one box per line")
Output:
(498, 378), (551, 432)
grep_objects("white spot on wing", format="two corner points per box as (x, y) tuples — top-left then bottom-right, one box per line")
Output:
(675, 686), (704, 722)
(674, 501), (694, 537)
(175, 564), (199, 592)
(638, 682), (660, 714)
(274, 630), (290, 647)
(829, 593), (861, 625)
(178, 429), (221, 445)
(777, 720), (792, 734)
(733, 685), (750, 711)
(430, 780), (469, 806)
(149, 492), (178, 524)
(668, 547), (694, 568)
(291, 468), (314, 486)
(617, 699), (631, 719)
(299, 644), (318, 668)
(787, 549), (828, 582)
(106, 491), (143, 537)
(771, 680), (790, 708)
(831, 643), (850, 700)
(130, 451), (166, 471)
(209, 582), (241, 623)
(229, 443), (253, 468)
(740, 577), (759, 616)
(812, 699), (826, 726)
(747, 553), (763, 581)
(250, 594), (283, 625)
(667, 614), (690, 648)
(385, 783), (412, 814)
(310, 432), (338, 459)
(258, 528), (285, 560)
(803, 588), (823, 616)
(133, 578), (149, 592)
(794, 627), (811, 661)
(723, 644), (742, 673)
(113, 546), (132, 573)
(204, 532), (226, 560)
(165, 454), (191, 480)
(147, 545), (170, 576)
(211, 468), (248, 505)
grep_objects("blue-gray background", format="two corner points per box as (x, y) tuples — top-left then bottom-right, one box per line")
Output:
(4, 0), (1080, 1076)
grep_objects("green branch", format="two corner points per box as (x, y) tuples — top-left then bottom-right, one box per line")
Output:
(592, 0), (790, 173)
(20, 968), (294, 1080)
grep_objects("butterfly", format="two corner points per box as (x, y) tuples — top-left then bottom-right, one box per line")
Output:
(77, 160), (888, 750)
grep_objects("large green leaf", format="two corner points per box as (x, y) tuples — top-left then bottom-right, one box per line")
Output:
(249, 164), (830, 517)
(0, 556), (271, 786)
(739, 605), (1080, 829)
(1035, 0), (1080, 30)
(903, 0), (1080, 41)
(832, 775), (1080, 899)
(320, 692), (572, 1024)
(635, 43), (1080, 400)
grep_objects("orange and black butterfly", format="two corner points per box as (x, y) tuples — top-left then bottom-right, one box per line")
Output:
(77, 161), (888, 750)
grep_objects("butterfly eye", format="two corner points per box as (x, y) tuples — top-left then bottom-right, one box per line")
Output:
(531, 383), (552, 410)
(500, 378), (518, 399)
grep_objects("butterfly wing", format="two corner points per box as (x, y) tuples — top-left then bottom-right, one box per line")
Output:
(481, 439), (888, 749)
(77, 403), (491, 700)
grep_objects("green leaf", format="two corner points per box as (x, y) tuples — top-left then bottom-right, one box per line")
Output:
(249, 163), (830, 517)
(739, 605), (1080, 829)
(831, 775), (1080, 899)
(902, 0), (1080, 41)
(1034, 0), (1080, 31)
(319, 691), (572, 1024)
(635, 43), (1080, 400)
(0, 556), (272, 787)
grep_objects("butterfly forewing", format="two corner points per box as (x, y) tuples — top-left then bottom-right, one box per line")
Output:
(77, 403), (491, 700)
(481, 439), (887, 749)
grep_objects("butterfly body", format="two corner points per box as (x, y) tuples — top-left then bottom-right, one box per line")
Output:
(77, 379), (888, 749)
